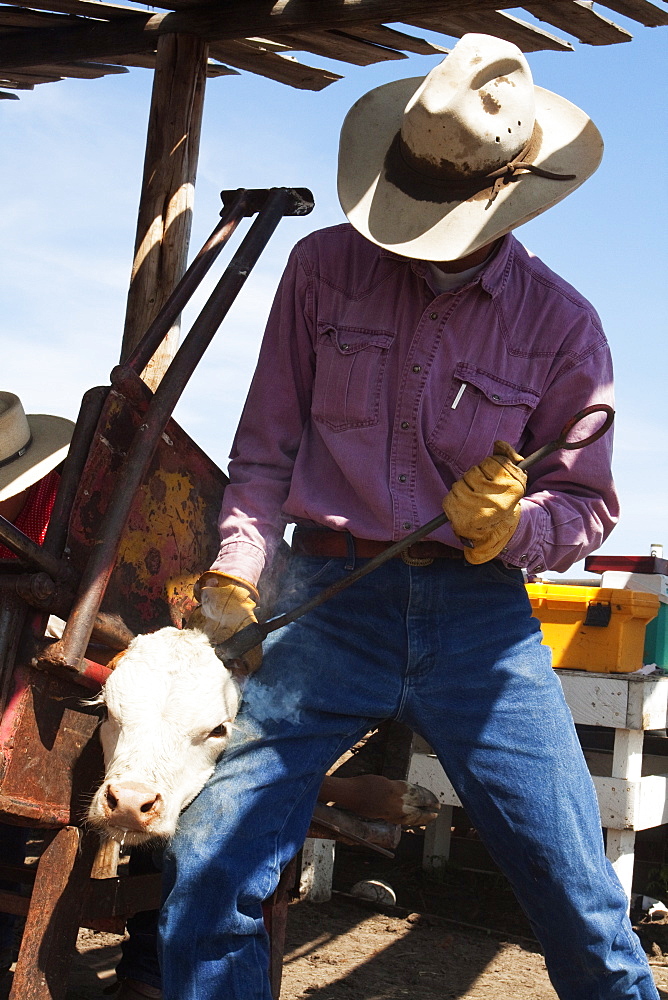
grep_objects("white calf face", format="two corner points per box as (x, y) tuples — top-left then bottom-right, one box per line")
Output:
(87, 627), (240, 845)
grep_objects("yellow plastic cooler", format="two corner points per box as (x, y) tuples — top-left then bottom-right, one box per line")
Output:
(525, 583), (660, 672)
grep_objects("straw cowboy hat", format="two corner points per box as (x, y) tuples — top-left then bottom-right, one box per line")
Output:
(338, 33), (603, 261)
(0, 391), (74, 502)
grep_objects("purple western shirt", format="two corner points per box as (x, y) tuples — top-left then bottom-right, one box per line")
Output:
(212, 224), (618, 586)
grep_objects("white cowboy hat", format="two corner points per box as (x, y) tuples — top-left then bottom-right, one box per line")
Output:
(338, 33), (603, 261)
(0, 391), (74, 502)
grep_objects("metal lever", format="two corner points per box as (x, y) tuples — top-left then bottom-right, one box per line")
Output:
(216, 404), (614, 665)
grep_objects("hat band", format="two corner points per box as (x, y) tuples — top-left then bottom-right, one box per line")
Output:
(0, 434), (33, 470)
(384, 123), (576, 206)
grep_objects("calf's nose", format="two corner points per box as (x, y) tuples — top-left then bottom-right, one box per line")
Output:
(104, 781), (163, 831)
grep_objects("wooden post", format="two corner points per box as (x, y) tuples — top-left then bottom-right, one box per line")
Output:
(120, 32), (208, 389)
(9, 827), (98, 1000)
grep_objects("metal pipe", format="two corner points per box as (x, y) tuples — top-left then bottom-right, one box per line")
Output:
(125, 188), (250, 376)
(42, 385), (108, 560)
(57, 188), (310, 672)
(0, 516), (69, 581)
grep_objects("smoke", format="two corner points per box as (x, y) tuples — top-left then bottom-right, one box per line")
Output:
(242, 678), (302, 725)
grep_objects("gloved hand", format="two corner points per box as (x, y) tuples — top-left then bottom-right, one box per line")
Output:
(188, 571), (262, 674)
(442, 440), (527, 564)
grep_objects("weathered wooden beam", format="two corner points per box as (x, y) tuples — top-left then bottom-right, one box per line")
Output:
(120, 32), (207, 388)
(0, 78), (35, 88)
(595, 0), (668, 27)
(90, 49), (240, 77)
(209, 39), (341, 89)
(0, 0), (517, 70)
(6, 0), (142, 17)
(9, 828), (98, 1000)
(409, 9), (574, 51)
(0, 68), (62, 84)
(0, 7), (80, 29)
(264, 27), (407, 65)
(337, 23), (448, 55)
(23, 59), (129, 78)
(522, 1), (633, 44)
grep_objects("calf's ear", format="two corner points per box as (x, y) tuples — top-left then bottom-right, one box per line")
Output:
(106, 649), (128, 672)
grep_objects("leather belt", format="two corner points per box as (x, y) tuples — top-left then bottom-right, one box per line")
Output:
(291, 529), (463, 564)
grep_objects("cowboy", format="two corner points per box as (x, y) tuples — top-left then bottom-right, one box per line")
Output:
(157, 34), (657, 1000)
(0, 391), (74, 978)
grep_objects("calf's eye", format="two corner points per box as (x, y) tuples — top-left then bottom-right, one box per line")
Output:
(208, 724), (229, 739)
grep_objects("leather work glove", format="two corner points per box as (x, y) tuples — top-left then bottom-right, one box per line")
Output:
(442, 440), (527, 565)
(188, 571), (262, 674)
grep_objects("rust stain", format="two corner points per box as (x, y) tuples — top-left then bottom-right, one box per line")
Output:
(479, 90), (501, 115)
(144, 548), (162, 576)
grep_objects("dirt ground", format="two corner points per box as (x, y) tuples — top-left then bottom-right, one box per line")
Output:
(4, 896), (668, 1000)
(3, 840), (668, 999)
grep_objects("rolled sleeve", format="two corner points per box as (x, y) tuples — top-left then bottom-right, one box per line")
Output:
(211, 245), (315, 587)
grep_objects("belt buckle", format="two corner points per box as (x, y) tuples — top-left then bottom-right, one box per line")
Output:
(401, 544), (433, 567)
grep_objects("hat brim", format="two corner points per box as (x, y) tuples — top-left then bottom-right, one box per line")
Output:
(0, 413), (74, 501)
(338, 78), (603, 261)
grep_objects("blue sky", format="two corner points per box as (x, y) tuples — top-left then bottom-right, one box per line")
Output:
(1, 9), (667, 570)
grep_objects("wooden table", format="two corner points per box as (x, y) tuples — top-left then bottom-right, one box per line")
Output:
(408, 669), (668, 901)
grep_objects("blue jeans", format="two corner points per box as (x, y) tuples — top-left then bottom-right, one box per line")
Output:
(158, 555), (658, 1000)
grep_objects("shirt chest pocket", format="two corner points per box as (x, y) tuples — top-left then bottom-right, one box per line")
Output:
(312, 323), (395, 431)
(427, 363), (540, 474)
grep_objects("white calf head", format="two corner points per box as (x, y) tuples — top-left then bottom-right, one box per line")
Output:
(87, 626), (240, 845)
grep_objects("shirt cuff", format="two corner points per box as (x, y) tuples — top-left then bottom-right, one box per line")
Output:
(500, 500), (550, 575)
(209, 539), (266, 589)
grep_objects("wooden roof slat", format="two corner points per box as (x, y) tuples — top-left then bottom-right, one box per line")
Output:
(208, 39), (342, 91)
(158, 0), (668, 29)
(0, 59), (127, 83)
(204, 62), (239, 78)
(594, 0), (668, 27)
(26, 58), (128, 77)
(0, 7), (81, 28)
(0, 87), (19, 96)
(90, 50), (156, 68)
(6, 0), (667, 30)
(244, 37), (293, 53)
(5, 0), (148, 17)
(89, 50), (240, 76)
(520, 2), (633, 45)
(0, 0), (665, 93)
(261, 28), (408, 66)
(1, 67), (62, 82)
(336, 22), (448, 56)
(408, 9), (574, 51)
(0, 1), (509, 72)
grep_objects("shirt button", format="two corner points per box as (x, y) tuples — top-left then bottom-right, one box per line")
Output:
(491, 393), (501, 401)
(429, 312), (438, 320)
(401, 421), (410, 429)
(398, 474), (407, 483)
(341, 343), (349, 351)
(402, 522), (412, 531)
(412, 365), (422, 373)
(520, 554), (528, 562)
